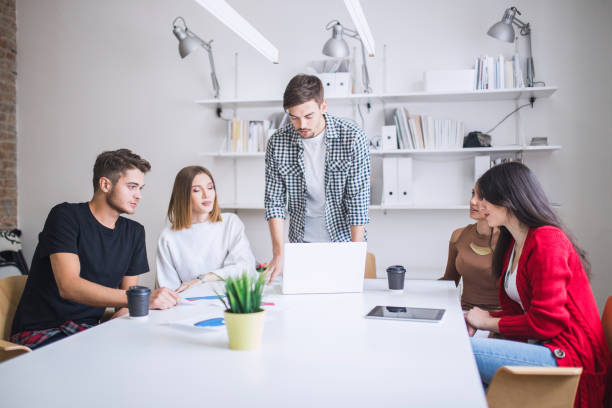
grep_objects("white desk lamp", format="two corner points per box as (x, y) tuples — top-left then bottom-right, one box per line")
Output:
(487, 6), (536, 87)
(172, 16), (220, 99)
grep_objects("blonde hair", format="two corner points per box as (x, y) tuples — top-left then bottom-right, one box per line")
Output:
(167, 166), (222, 230)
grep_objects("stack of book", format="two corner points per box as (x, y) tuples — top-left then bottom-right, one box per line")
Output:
(226, 118), (272, 153)
(474, 54), (524, 90)
(390, 108), (464, 150)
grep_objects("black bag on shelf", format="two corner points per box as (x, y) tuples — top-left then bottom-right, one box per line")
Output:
(463, 131), (492, 148)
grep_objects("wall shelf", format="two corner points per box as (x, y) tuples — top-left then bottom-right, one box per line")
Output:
(370, 145), (562, 157)
(196, 86), (558, 109)
(200, 145), (561, 158)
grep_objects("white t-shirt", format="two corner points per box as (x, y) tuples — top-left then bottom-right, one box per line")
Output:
(504, 245), (524, 310)
(302, 129), (331, 242)
(156, 213), (256, 290)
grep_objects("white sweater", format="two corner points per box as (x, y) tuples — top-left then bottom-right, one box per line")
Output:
(156, 213), (256, 290)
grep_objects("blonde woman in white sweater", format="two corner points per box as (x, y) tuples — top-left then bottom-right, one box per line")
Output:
(156, 166), (256, 292)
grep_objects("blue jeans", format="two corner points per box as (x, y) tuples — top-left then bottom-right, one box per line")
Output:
(470, 337), (558, 385)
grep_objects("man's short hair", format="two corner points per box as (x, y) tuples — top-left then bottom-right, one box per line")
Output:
(283, 74), (324, 110)
(92, 149), (151, 191)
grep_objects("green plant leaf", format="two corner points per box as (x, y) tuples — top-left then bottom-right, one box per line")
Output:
(213, 288), (229, 310)
(222, 270), (265, 314)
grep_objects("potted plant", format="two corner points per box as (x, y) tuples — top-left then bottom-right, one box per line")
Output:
(216, 271), (267, 350)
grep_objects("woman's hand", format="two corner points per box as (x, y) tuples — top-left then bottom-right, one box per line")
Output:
(175, 278), (202, 293)
(465, 306), (500, 333)
(175, 273), (221, 293)
(464, 312), (477, 337)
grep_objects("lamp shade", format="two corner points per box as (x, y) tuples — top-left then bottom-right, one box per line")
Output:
(173, 26), (200, 58)
(487, 20), (515, 42)
(322, 23), (350, 57)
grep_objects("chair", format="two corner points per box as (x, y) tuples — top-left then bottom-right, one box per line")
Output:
(0, 229), (29, 276)
(0, 275), (31, 362)
(364, 252), (376, 279)
(486, 366), (582, 408)
(602, 296), (612, 408)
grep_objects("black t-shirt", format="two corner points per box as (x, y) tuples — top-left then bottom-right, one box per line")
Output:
(11, 202), (149, 333)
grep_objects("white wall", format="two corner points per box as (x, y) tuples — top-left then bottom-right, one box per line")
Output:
(16, 1), (612, 308)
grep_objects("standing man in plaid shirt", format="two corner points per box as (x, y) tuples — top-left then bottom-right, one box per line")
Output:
(265, 74), (370, 283)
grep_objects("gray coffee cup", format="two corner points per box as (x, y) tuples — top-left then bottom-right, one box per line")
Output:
(126, 285), (151, 318)
(386, 265), (406, 291)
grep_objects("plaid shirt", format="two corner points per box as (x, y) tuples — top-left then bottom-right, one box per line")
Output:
(10, 321), (92, 349)
(265, 113), (370, 242)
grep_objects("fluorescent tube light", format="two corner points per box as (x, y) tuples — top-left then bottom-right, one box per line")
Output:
(343, 0), (375, 57)
(195, 0), (280, 64)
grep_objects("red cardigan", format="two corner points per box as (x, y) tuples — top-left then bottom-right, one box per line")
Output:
(492, 226), (609, 408)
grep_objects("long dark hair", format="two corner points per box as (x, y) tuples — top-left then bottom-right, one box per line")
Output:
(476, 162), (590, 278)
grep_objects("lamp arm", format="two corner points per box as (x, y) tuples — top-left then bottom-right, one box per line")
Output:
(342, 26), (360, 39)
(512, 18), (531, 35)
(510, 19), (535, 87)
(359, 40), (371, 93)
(191, 35), (220, 99)
(205, 45), (221, 99)
(345, 32), (371, 93)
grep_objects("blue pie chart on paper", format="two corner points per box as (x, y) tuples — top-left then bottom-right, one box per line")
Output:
(194, 317), (225, 327)
(186, 295), (225, 301)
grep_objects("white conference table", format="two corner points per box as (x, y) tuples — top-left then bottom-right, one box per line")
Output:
(0, 279), (487, 407)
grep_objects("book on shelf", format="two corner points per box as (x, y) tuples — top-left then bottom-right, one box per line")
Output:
(226, 118), (273, 153)
(387, 109), (464, 151)
(474, 54), (524, 90)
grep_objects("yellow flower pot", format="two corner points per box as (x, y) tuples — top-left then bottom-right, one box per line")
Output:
(224, 309), (266, 350)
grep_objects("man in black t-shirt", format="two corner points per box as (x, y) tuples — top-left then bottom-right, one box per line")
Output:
(11, 149), (179, 349)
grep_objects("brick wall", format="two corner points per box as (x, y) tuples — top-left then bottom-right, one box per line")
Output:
(0, 0), (16, 229)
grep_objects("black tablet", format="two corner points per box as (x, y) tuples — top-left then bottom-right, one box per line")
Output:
(365, 306), (445, 322)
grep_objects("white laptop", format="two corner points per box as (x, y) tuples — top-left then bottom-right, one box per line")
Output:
(281, 242), (367, 295)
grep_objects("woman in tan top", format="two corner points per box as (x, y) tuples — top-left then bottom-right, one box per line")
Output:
(440, 184), (500, 311)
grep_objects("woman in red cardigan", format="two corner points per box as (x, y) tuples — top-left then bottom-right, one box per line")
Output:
(465, 162), (609, 407)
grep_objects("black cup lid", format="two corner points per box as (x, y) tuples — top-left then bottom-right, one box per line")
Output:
(127, 285), (151, 295)
(386, 265), (406, 273)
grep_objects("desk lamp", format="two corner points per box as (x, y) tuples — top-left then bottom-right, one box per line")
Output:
(322, 20), (373, 93)
(487, 7), (536, 87)
(172, 16), (220, 99)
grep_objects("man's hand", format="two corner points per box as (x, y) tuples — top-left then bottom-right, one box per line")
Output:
(175, 278), (201, 293)
(149, 287), (180, 309)
(110, 308), (129, 319)
(350, 225), (365, 242)
(266, 218), (284, 285)
(266, 255), (282, 285)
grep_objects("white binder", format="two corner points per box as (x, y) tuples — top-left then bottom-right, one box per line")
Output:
(474, 155), (491, 183)
(381, 125), (398, 151)
(397, 157), (413, 204)
(382, 157), (399, 204)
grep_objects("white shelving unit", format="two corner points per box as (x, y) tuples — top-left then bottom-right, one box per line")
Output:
(201, 145), (562, 159)
(199, 86), (560, 211)
(197, 86), (557, 108)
